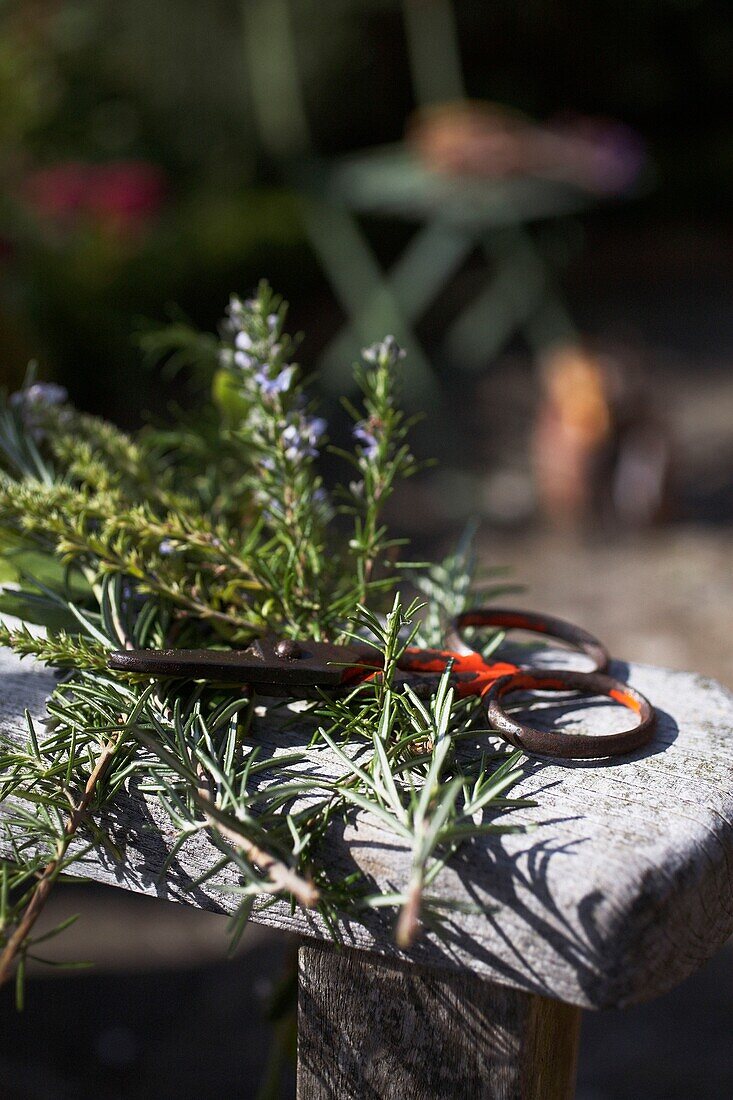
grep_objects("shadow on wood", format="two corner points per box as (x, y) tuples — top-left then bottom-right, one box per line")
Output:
(297, 943), (581, 1100)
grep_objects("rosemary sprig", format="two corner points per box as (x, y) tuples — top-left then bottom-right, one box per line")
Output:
(0, 284), (529, 1003)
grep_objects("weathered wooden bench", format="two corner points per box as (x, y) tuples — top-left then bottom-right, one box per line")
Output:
(1, 647), (732, 1099)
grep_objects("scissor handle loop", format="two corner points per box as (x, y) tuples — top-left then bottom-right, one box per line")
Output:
(484, 668), (655, 759)
(446, 607), (610, 674)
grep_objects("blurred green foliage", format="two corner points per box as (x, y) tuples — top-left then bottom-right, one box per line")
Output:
(0, 0), (312, 416)
(0, 0), (730, 420)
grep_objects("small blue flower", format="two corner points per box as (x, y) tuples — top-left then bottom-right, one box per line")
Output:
(312, 484), (330, 508)
(227, 294), (245, 318)
(234, 350), (254, 370)
(307, 416), (326, 440)
(282, 414), (326, 461)
(281, 424), (300, 459)
(353, 421), (380, 460)
(254, 365), (295, 397)
(10, 382), (70, 441)
(235, 331), (253, 351)
(362, 335), (405, 367)
(159, 539), (175, 556)
(10, 382), (68, 409)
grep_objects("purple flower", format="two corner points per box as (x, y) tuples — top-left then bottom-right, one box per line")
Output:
(235, 331), (253, 351)
(281, 424), (301, 460)
(307, 416), (327, 445)
(255, 364), (295, 397)
(282, 414), (326, 461)
(362, 336), (405, 367)
(234, 350), (254, 370)
(312, 485), (332, 516)
(226, 295), (248, 331)
(353, 421), (380, 460)
(159, 539), (175, 556)
(10, 382), (70, 441)
(10, 382), (68, 409)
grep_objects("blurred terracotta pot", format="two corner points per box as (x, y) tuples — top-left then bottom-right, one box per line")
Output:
(532, 344), (672, 529)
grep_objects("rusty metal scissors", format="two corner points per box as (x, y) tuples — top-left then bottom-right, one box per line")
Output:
(108, 607), (655, 760)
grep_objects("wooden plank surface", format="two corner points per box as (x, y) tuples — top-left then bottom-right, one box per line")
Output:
(296, 944), (581, 1100)
(0, 648), (732, 1010)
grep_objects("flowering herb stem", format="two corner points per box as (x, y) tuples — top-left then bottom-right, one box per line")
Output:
(0, 284), (527, 1002)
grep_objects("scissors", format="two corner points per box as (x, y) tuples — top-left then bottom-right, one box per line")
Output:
(108, 607), (655, 760)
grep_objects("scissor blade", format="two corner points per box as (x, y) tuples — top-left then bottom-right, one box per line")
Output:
(108, 638), (373, 689)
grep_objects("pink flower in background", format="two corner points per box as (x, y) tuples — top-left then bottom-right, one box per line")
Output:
(86, 161), (167, 229)
(24, 161), (90, 220)
(23, 160), (167, 234)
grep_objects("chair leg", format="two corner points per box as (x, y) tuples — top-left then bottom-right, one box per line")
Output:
(442, 225), (577, 370)
(303, 200), (470, 403)
(297, 943), (582, 1100)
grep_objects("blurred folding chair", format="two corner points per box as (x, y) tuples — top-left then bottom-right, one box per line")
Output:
(243, 0), (588, 401)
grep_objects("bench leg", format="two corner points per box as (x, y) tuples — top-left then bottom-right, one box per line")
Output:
(297, 944), (581, 1100)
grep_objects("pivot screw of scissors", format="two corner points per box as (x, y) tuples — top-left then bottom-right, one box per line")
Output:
(275, 639), (302, 660)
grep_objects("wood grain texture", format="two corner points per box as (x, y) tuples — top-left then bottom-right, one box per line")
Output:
(0, 649), (732, 1009)
(296, 944), (581, 1100)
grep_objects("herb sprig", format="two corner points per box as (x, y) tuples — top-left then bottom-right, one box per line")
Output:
(0, 284), (527, 1005)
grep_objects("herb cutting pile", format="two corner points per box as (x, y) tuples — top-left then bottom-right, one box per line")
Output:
(0, 284), (529, 1003)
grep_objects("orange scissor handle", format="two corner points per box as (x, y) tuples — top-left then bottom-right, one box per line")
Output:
(398, 609), (655, 759)
(484, 668), (656, 758)
(397, 604), (611, 699)
(399, 646), (518, 698)
(445, 607), (610, 673)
